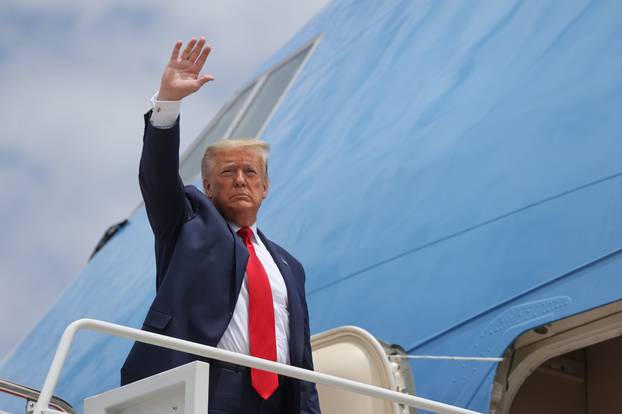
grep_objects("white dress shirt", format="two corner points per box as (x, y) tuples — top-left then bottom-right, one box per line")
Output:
(149, 94), (291, 364)
(220, 222), (291, 365)
(150, 92), (181, 128)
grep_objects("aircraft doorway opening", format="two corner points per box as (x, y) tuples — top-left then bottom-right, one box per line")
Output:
(490, 300), (622, 414)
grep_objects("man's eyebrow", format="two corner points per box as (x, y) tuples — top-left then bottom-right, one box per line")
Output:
(220, 161), (259, 166)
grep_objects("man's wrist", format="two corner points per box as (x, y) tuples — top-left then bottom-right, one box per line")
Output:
(156, 90), (182, 101)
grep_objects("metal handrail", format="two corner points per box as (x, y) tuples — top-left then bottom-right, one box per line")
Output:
(0, 378), (73, 413)
(33, 319), (484, 414)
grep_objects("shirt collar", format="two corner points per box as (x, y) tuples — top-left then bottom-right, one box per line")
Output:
(228, 221), (258, 242)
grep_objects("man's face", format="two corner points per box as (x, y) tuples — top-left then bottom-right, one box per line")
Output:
(203, 148), (269, 226)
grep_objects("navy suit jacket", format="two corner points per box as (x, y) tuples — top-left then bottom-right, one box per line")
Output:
(121, 113), (320, 413)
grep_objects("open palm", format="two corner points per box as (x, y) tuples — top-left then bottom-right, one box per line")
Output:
(159, 37), (214, 101)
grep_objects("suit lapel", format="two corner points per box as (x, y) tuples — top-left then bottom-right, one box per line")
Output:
(257, 229), (304, 367)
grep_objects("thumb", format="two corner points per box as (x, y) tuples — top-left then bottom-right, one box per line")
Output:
(198, 74), (215, 86)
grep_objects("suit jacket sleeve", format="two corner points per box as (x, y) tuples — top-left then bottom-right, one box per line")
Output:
(138, 111), (193, 289)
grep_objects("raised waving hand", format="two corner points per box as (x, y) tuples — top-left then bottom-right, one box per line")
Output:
(158, 37), (214, 101)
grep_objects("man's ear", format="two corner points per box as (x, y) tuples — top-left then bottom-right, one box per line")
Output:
(203, 178), (213, 198)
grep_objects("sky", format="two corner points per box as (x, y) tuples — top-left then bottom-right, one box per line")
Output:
(0, 0), (328, 363)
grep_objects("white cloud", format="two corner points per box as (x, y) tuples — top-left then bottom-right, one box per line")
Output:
(0, 0), (328, 361)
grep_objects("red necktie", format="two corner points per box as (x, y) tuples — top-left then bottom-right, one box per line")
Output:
(237, 227), (279, 399)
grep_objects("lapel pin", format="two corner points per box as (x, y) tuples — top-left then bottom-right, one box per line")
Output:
(281, 258), (289, 266)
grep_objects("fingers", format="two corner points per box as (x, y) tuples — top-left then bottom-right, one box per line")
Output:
(188, 37), (206, 62)
(170, 40), (182, 61)
(175, 37), (211, 67)
(180, 38), (197, 61)
(194, 44), (212, 71)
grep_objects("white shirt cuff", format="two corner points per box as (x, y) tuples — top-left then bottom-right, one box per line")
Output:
(149, 91), (181, 128)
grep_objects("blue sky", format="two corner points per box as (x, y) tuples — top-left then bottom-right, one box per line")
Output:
(0, 0), (328, 362)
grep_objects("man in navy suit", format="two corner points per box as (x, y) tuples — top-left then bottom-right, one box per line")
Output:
(121, 37), (321, 414)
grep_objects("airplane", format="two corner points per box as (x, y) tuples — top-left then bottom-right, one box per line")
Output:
(2, 0), (621, 413)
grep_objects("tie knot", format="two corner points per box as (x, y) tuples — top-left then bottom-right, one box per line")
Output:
(237, 226), (253, 244)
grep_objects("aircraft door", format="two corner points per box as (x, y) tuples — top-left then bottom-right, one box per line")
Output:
(311, 326), (416, 414)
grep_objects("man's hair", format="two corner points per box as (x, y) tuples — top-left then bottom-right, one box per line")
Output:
(201, 138), (270, 181)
